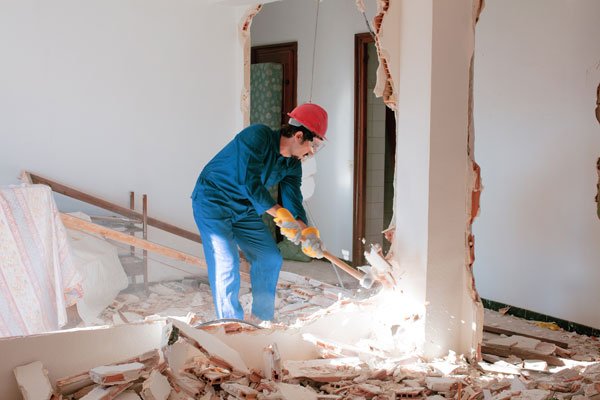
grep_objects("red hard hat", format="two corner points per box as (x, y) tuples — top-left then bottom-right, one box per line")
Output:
(287, 103), (328, 139)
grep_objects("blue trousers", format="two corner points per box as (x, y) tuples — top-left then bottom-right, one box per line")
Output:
(192, 188), (283, 321)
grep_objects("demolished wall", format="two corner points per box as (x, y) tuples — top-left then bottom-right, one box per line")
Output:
(250, 0), (380, 258)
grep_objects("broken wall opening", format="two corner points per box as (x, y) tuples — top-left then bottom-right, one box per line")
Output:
(244, 0), (484, 359)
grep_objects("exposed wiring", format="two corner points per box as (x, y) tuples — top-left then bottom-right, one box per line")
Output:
(309, 0), (321, 103)
(193, 318), (263, 330)
(362, 11), (377, 41)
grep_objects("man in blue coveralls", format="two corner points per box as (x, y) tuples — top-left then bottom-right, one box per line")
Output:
(191, 103), (328, 322)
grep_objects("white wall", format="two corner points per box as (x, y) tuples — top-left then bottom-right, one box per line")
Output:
(474, 0), (600, 328)
(0, 0), (246, 259)
(251, 0), (379, 259)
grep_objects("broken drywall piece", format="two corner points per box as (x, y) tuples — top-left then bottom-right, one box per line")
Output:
(165, 341), (206, 378)
(363, 244), (396, 288)
(140, 370), (172, 400)
(220, 382), (259, 399)
(283, 358), (363, 382)
(276, 382), (318, 400)
(263, 343), (282, 381)
(115, 391), (142, 400)
(14, 361), (54, 400)
(425, 377), (459, 392)
(89, 362), (145, 385)
(80, 383), (132, 400)
(170, 319), (250, 374)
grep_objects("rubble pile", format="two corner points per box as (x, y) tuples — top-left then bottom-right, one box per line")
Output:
(16, 254), (600, 399)
(15, 314), (600, 400)
(96, 271), (363, 328)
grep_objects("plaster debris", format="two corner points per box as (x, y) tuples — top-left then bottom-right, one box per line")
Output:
(90, 363), (145, 385)
(140, 370), (171, 400)
(20, 306), (600, 400)
(114, 391), (141, 400)
(13, 361), (54, 400)
(171, 318), (250, 374)
(80, 383), (132, 400)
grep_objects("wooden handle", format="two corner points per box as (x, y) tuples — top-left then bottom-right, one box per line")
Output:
(322, 251), (364, 281)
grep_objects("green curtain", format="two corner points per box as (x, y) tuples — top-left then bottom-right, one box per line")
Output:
(250, 63), (283, 129)
(250, 63), (310, 262)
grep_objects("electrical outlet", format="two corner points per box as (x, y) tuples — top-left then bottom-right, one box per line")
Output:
(341, 249), (350, 260)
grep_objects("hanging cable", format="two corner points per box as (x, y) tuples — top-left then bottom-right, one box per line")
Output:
(309, 0), (321, 103)
(362, 11), (377, 41)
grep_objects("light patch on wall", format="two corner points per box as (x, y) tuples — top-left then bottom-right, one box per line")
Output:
(464, 0), (486, 360)
(239, 4), (263, 126)
(595, 85), (600, 218)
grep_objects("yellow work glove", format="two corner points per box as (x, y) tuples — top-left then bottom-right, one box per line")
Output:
(273, 208), (302, 244)
(301, 226), (324, 259)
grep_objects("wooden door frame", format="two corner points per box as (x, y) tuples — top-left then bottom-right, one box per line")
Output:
(353, 33), (375, 265)
(251, 42), (298, 124)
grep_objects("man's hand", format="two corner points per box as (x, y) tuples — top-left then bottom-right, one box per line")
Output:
(273, 208), (302, 244)
(301, 226), (324, 259)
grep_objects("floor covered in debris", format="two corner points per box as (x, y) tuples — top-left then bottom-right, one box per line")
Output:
(42, 258), (600, 400)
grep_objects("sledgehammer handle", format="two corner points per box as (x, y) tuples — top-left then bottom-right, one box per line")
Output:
(323, 251), (364, 281)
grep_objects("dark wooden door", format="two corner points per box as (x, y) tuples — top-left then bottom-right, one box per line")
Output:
(251, 42), (298, 124)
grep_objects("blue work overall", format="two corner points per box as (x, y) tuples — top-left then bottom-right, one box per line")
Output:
(191, 124), (307, 321)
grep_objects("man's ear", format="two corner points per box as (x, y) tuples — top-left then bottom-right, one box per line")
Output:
(294, 131), (304, 141)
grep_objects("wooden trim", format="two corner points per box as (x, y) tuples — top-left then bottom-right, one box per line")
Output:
(251, 42), (298, 124)
(483, 325), (569, 349)
(61, 213), (251, 282)
(25, 171), (202, 243)
(353, 33), (374, 265)
(481, 344), (564, 367)
(62, 213), (203, 266)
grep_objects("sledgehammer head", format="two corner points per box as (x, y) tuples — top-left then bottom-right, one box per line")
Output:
(359, 271), (376, 289)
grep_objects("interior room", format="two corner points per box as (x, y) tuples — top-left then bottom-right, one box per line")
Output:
(0, 0), (599, 398)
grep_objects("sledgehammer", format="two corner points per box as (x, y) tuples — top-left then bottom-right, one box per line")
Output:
(322, 251), (375, 289)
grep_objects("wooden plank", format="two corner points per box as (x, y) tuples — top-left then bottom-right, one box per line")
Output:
(483, 325), (569, 349)
(26, 171), (202, 243)
(481, 344), (564, 367)
(61, 213), (251, 281)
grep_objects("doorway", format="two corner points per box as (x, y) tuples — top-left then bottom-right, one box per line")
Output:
(251, 42), (298, 125)
(353, 33), (396, 265)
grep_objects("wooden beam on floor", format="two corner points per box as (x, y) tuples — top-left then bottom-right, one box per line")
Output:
(481, 344), (565, 367)
(61, 213), (250, 281)
(483, 325), (569, 349)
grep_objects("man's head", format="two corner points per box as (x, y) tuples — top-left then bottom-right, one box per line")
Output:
(280, 124), (324, 160)
(280, 103), (328, 160)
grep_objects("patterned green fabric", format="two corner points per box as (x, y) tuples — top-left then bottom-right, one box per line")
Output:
(251, 63), (283, 239)
(250, 63), (283, 129)
(250, 63), (308, 261)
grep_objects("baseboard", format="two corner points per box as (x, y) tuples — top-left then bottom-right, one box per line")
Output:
(482, 298), (600, 337)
